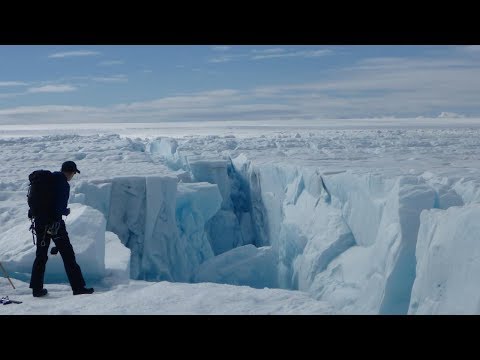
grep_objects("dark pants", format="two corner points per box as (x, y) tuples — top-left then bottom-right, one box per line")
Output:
(29, 220), (86, 291)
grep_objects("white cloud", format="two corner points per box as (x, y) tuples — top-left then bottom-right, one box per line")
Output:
(208, 55), (235, 63)
(248, 56), (480, 117)
(352, 57), (477, 71)
(114, 89), (241, 111)
(92, 75), (128, 83)
(208, 48), (332, 63)
(0, 89), (250, 124)
(0, 92), (25, 99)
(98, 60), (124, 66)
(212, 46), (231, 51)
(462, 45), (480, 52)
(252, 49), (332, 60)
(48, 50), (100, 58)
(438, 112), (465, 118)
(27, 84), (77, 93)
(0, 105), (96, 115)
(255, 57), (480, 93)
(251, 48), (286, 54)
(199, 89), (239, 97)
(252, 87), (285, 97)
(0, 81), (28, 87)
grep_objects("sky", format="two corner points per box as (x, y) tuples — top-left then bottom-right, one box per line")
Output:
(0, 45), (480, 124)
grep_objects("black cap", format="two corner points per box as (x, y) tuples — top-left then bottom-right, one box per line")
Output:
(61, 161), (80, 174)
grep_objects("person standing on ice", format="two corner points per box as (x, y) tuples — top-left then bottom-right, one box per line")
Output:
(28, 161), (94, 297)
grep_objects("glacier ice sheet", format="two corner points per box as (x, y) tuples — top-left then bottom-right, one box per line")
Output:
(3, 129), (480, 314)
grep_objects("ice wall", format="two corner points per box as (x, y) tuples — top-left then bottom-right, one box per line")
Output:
(409, 204), (480, 314)
(148, 141), (265, 256)
(294, 172), (435, 314)
(146, 137), (184, 170)
(106, 176), (147, 279)
(190, 158), (265, 255)
(75, 175), (221, 282)
(175, 182), (222, 280)
(104, 231), (131, 284)
(230, 156), (445, 314)
(188, 159), (239, 254)
(194, 245), (278, 289)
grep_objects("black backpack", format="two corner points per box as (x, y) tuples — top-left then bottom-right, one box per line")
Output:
(27, 170), (55, 221)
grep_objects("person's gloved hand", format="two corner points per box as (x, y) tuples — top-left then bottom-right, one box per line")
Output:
(46, 221), (61, 236)
(64, 208), (70, 216)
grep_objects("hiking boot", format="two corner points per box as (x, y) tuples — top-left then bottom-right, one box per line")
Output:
(73, 287), (94, 295)
(32, 288), (48, 297)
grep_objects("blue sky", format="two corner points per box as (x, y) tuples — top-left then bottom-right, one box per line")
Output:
(0, 45), (479, 124)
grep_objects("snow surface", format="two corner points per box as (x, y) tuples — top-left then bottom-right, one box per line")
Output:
(0, 278), (331, 314)
(2, 120), (480, 314)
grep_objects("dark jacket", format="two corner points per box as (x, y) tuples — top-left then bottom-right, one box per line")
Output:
(52, 171), (70, 221)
